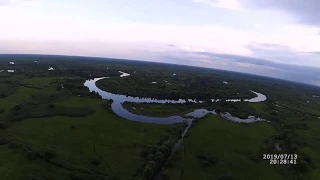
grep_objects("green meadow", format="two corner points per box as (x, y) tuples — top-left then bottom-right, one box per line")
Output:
(0, 74), (184, 180)
(0, 55), (320, 180)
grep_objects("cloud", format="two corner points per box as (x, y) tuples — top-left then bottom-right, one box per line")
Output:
(194, 0), (320, 26)
(0, 21), (257, 56)
(1, 6), (320, 67)
(248, 43), (293, 51)
(246, 42), (298, 63)
(302, 51), (320, 55)
(164, 51), (312, 84)
(0, 0), (40, 7)
(1, 21), (320, 67)
(0, 40), (168, 63)
(0, 0), (9, 5)
(192, 0), (241, 10)
(194, 50), (320, 75)
(242, 0), (320, 26)
(172, 50), (320, 86)
(310, 80), (320, 86)
(2, 39), (320, 86)
(245, 42), (320, 66)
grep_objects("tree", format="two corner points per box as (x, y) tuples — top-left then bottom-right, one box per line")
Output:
(28, 174), (45, 180)
(158, 145), (170, 155)
(201, 161), (211, 167)
(292, 160), (309, 172)
(142, 165), (153, 179)
(26, 150), (39, 160)
(147, 161), (157, 170)
(147, 154), (155, 161)
(140, 149), (148, 158)
(43, 149), (56, 159)
(0, 122), (7, 129)
(0, 138), (9, 145)
(215, 109), (222, 114)
(48, 104), (55, 108)
(155, 152), (164, 164)
(216, 175), (236, 180)
(160, 171), (170, 180)
(91, 158), (101, 166)
(13, 105), (21, 111)
(8, 140), (20, 149)
(148, 146), (157, 155)
(56, 85), (62, 91)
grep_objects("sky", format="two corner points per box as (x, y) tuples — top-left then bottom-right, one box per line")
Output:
(1, 0), (320, 86)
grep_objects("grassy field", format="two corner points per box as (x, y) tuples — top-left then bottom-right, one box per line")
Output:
(0, 74), (184, 180)
(1, 55), (320, 180)
(123, 102), (208, 117)
(0, 145), (70, 180)
(162, 115), (284, 180)
(123, 101), (274, 121)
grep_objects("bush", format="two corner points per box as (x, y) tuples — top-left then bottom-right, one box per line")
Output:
(26, 150), (40, 160)
(133, 177), (143, 180)
(142, 165), (153, 179)
(155, 151), (164, 164)
(69, 171), (114, 180)
(56, 85), (62, 91)
(158, 145), (170, 155)
(133, 167), (144, 177)
(196, 153), (217, 167)
(43, 148), (56, 159)
(0, 122), (7, 129)
(147, 154), (155, 161)
(28, 174), (45, 180)
(249, 153), (260, 163)
(216, 175), (236, 180)
(215, 109), (222, 114)
(0, 138), (9, 145)
(13, 105), (21, 111)
(48, 104), (55, 108)
(301, 154), (312, 163)
(8, 140), (20, 149)
(91, 158), (101, 166)
(148, 146), (157, 155)
(292, 160), (309, 172)
(201, 161), (212, 167)
(160, 171), (170, 180)
(147, 161), (157, 170)
(139, 149), (148, 158)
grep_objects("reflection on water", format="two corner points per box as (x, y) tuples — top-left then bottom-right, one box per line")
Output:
(84, 77), (268, 124)
(84, 77), (269, 179)
(118, 71), (130, 77)
(244, 90), (267, 102)
(220, 112), (266, 123)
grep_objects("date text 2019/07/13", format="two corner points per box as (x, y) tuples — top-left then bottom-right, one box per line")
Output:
(263, 154), (298, 165)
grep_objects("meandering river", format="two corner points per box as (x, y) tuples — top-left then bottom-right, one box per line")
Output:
(84, 77), (268, 179)
(84, 77), (267, 124)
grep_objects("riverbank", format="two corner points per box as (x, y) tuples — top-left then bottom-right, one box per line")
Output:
(161, 114), (280, 180)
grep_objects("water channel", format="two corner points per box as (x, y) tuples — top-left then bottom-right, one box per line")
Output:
(84, 76), (268, 179)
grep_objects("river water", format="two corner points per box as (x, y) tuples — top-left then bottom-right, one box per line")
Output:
(84, 77), (267, 124)
(84, 77), (268, 179)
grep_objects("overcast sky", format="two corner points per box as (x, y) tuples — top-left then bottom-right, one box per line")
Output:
(1, 0), (320, 86)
